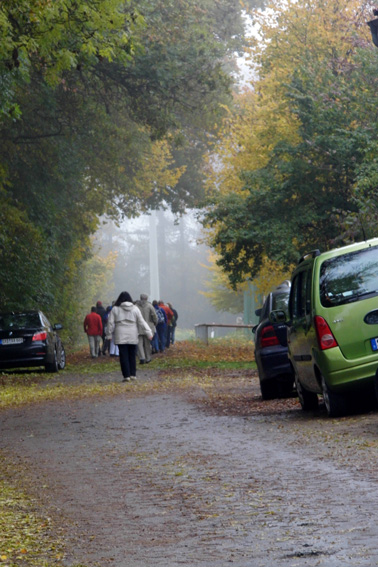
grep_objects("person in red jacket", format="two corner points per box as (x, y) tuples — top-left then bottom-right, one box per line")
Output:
(83, 306), (103, 358)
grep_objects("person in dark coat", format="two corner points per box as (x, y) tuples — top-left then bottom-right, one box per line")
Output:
(159, 301), (174, 349)
(153, 300), (167, 352)
(167, 302), (178, 345)
(96, 301), (107, 355)
(135, 294), (158, 363)
(102, 305), (112, 355)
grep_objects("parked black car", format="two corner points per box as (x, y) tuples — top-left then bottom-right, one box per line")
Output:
(0, 311), (65, 372)
(252, 281), (294, 399)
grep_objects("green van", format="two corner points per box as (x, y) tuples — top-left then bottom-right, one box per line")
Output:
(272, 238), (378, 417)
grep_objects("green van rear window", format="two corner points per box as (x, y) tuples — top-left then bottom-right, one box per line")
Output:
(320, 246), (378, 307)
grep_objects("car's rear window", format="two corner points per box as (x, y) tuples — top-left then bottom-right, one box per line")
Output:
(272, 292), (289, 314)
(320, 246), (378, 307)
(0, 312), (41, 330)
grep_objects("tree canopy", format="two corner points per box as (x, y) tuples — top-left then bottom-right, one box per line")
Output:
(202, 0), (378, 287)
(0, 0), (254, 324)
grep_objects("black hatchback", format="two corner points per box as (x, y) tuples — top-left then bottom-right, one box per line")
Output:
(252, 282), (294, 399)
(0, 311), (65, 372)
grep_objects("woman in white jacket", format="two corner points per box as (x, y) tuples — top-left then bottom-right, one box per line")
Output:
(106, 291), (153, 382)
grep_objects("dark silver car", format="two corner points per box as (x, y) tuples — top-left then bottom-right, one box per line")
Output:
(0, 310), (65, 372)
(252, 282), (294, 399)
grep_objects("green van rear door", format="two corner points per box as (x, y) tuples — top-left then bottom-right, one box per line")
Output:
(318, 245), (378, 360)
(289, 264), (319, 391)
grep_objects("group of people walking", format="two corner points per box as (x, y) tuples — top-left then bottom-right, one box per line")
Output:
(83, 292), (178, 382)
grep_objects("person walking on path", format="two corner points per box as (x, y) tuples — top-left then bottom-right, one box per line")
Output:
(102, 305), (112, 355)
(106, 291), (153, 382)
(159, 301), (174, 349)
(96, 301), (107, 355)
(167, 302), (178, 345)
(153, 300), (167, 352)
(136, 294), (158, 364)
(83, 307), (103, 358)
(107, 301), (119, 357)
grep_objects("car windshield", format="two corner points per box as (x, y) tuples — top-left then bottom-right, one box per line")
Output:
(0, 312), (41, 330)
(272, 292), (289, 314)
(320, 246), (378, 307)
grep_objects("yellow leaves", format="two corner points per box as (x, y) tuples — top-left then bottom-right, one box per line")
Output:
(0, 479), (65, 566)
(252, 256), (295, 301)
(203, 0), (372, 288)
(133, 139), (186, 200)
(162, 339), (254, 364)
(204, 76), (301, 203)
(199, 251), (245, 313)
(252, 0), (363, 69)
(206, 0), (369, 198)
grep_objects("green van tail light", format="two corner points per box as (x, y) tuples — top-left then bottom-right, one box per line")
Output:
(314, 316), (338, 350)
(260, 325), (280, 348)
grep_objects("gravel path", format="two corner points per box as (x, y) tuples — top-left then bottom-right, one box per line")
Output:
(1, 368), (378, 566)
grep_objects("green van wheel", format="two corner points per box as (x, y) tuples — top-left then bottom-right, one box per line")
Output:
(295, 373), (318, 411)
(321, 375), (348, 418)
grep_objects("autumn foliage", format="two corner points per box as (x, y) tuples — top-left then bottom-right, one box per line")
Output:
(67, 337), (255, 366)
(203, 0), (378, 286)
(165, 338), (255, 363)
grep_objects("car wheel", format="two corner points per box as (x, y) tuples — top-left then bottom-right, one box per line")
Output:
(278, 374), (295, 398)
(259, 379), (279, 400)
(45, 348), (59, 373)
(295, 372), (318, 411)
(321, 375), (348, 417)
(375, 368), (378, 405)
(58, 344), (66, 370)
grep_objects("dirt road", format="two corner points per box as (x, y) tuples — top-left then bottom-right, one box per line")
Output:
(1, 365), (378, 566)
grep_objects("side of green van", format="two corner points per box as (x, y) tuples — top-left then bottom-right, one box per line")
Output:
(285, 239), (378, 417)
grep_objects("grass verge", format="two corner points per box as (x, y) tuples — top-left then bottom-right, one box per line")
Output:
(0, 338), (256, 409)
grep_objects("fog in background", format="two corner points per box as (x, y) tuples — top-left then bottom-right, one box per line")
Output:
(94, 209), (242, 331)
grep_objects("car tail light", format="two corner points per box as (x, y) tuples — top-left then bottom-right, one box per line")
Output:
(260, 325), (280, 348)
(314, 316), (338, 350)
(32, 331), (47, 341)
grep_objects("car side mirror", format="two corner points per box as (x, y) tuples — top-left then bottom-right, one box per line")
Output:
(269, 310), (287, 324)
(53, 324), (63, 331)
(255, 308), (262, 318)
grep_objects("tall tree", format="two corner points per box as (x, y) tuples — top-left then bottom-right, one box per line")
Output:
(0, 0), (250, 319)
(202, 0), (377, 286)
